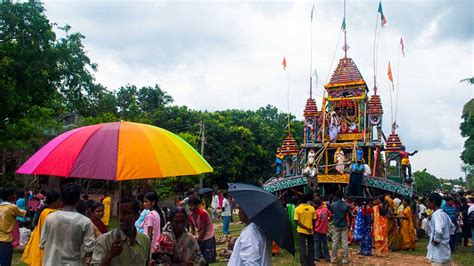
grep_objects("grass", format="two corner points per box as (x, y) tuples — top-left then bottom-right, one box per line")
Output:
(12, 216), (474, 266)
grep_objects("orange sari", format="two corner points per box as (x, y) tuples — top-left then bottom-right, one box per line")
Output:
(22, 208), (57, 266)
(400, 206), (416, 250)
(373, 205), (388, 256)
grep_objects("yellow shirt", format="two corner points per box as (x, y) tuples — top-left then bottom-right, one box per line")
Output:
(294, 203), (316, 235)
(0, 202), (26, 242)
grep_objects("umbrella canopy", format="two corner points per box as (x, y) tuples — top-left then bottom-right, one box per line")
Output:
(16, 121), (213, 180)
(228, 183), (295, 255)
(197, 187), (213, 195)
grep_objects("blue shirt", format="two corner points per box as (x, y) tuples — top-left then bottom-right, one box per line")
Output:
(135, 209), (150, 233)
(441, 205), (457, 225)
(16, 198), (26, 222)
(351, 163), (364, 173)
(330, 200), (351, 228)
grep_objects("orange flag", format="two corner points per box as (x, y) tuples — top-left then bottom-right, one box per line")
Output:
(387, 61), (393, 83)
(282, 57), (287, 70)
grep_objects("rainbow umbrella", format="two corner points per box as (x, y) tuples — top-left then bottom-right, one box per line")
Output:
(16, 121), (213, 180)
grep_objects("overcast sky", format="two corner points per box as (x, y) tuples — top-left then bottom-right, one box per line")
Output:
(42, 0), (473, 180)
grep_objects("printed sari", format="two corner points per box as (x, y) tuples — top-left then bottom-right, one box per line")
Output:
(385, 196), (401, 251)
(373, 205), (388, 256)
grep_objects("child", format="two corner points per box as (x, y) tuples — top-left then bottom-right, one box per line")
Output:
(313, 198), (332, 262)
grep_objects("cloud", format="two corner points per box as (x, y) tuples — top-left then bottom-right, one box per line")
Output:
(42, 0), (472, 179)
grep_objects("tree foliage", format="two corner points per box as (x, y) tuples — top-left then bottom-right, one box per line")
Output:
(413, 169), (441, 193)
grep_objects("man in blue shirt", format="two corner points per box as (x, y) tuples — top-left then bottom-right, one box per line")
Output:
(349, 161), (364, 197)
(329, 191), (352, 264)
(441, 197), (457, 252)
(15, 191), (27, 226)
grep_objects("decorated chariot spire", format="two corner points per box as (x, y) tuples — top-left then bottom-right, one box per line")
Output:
(342, 0), (349, 58)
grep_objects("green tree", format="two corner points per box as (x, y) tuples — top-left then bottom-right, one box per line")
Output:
(413, 168), (441, 193)
(460, 99), (474, 165)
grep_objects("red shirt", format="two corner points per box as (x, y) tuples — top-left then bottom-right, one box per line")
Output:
(188, 209), (214, 241)
(314, 207), (332, 234)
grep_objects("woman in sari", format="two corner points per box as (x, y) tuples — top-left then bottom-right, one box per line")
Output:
(360, 201), (373, 255)
(385, 194), (401, 251)
(400, 198), (416, 250)
(101, 192), (111, 226)
(21, 191), (62, 266)
(373, 196), (388, 257)
(153, 207), (206, 265)
(89, 201), (108, 237)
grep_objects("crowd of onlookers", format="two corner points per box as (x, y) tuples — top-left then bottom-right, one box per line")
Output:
(288, 190), (474, 266)
(1, 184), (473, 266)
(0, 184), (241, 266)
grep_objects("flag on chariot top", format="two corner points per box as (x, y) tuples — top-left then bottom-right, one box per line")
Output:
(378, 1), (387, 27)
(387, 61), (393, 83)
(400, 37), (405, 56)
(311, 4), (315, 21)
(282, 57), (287, 70)
(341, 17), (346, 31)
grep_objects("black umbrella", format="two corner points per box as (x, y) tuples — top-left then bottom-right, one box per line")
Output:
(197, 187), (213, 195)
(228, 183), (295, 255)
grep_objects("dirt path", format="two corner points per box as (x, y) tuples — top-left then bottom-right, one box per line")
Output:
(315, 250), (432, 265)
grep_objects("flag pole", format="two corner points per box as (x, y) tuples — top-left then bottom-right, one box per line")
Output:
(388, 61), (394, 133)
(372, 5), (379, 90)
(310, 4), (314, 98)
(395, 38), (402, 125)
(287, 67), (291, 135)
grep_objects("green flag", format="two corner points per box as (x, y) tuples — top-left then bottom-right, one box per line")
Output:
(341, 17), (346, 31)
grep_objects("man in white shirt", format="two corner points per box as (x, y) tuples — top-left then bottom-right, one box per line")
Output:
(222, 193), (232, 235)
(228, 205), (271, 266)
(210, 191), (219, 220)
(40, 183), (95, 265)
(419, 203), (427, 220)
(426, 193), (455, 266)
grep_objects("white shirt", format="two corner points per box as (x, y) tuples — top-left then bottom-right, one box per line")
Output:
(222, 198), (231, 217)
(363, 164), (371, 176)
(419, 204), (427, 219)
(228, 223), (271, 266)
(468, 205), (474, 215)
(426, 209), (455, 263)
(211, 195), (219, 209)
(394, 198), (401, 210)
(421, 218), (428, 232)
(40, 207), (96, 266)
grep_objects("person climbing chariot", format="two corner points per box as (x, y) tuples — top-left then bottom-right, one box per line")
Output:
(393, 145), (417, 185)
(275, 148), (284, 177)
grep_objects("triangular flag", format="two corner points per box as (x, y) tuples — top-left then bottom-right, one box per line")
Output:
(388, 61), (393, 83)
(341, 17), (346, 31)
(400, 37), (405, 57)
(311, 4), (315, 22)
(282, 57), (287, 70)
(378, 1), (387, 27)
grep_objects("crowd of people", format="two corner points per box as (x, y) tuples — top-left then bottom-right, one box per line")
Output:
(0, 184), (244, 266)
(289, 190), (474, 265)
(1, 183), (474, 266)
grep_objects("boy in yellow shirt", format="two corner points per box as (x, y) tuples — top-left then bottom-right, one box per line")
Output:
(0, 188), (26, 266)
(294, 193), (316, 266)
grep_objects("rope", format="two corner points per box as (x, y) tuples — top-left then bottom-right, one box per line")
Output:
(326, 30), (343, 84)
